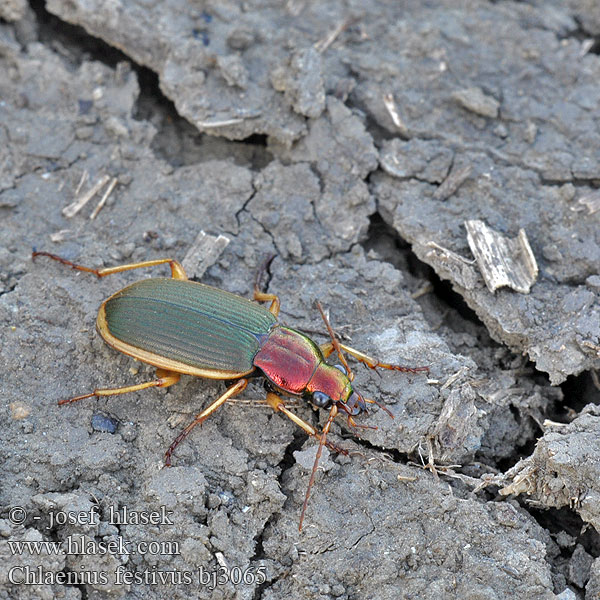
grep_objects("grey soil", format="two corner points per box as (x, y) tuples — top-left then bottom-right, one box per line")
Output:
(1, 1), (599, 599)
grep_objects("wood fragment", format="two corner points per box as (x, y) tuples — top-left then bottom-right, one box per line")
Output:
(215, 552), (228, 569)
(498, 459), (537, 497)
(74, 170), (89, 196)
(465, 220), (538, 294)
(433, 164), (472, 201)
(196, 114), (260, 128)
(197, 118), (245, 128)
(580, 39), (595, 57)
(382, 93), (409, 138)
(423, 241), (478, 290)
(314, 17), (356, 53)
(182, 230), (231, 278)
(411, 282), (434, 299)
(440, 366), (470, 390)
(581, 340), (600, 357)
(89, 177), (118, 220)
(570, 191), (600, 215)
(62, 175), (110, 218)
(50, 229), (72, 243)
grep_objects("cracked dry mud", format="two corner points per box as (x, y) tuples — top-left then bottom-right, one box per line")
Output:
(1, 1), (599, 599)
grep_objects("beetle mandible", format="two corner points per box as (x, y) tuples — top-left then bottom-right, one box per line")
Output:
(32, 251), (428, 529)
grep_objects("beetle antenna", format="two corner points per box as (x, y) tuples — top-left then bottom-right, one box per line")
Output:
(347, 415), (377, 430)
(315, 301), (354, 382)
(299, 404), (338, 531)
(364, 397), (394, 419)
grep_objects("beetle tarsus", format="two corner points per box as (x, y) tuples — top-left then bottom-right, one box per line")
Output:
(320, 339), (429, 376)
(58, 391), (97, 405)
(32, 251), (103, 277)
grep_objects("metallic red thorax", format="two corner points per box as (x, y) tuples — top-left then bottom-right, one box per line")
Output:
(253, 326), (351, 402)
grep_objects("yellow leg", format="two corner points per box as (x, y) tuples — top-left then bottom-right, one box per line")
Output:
(265, 392), (347, 455)
(253, 254), (280, 316)
(32, 251), (188, 280)
(253, 289), (280, 317)
(165, 378), (248, 466)
(319, 341), (429, 374)
(58, 369), (181, 405)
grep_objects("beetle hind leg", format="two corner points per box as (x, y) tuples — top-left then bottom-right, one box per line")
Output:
(32, 251), (188, 280)
(58, 369), (180, 405)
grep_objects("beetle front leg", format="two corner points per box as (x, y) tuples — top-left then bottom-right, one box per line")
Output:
(299, 403), (338, 531)
(319, 342), (429, 374)
(57, 369), (181, 405)
(264, 392), (348, 455)
(32, 251), (188, 280)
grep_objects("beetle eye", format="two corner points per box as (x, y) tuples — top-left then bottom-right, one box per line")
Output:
(334, 364), (347, 375)
(312, 391), (332, 408)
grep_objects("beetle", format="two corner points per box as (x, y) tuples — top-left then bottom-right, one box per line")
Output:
(32, 251), (428, 529)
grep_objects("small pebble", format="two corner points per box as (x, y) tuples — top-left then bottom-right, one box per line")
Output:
(91, 414), (118, 434)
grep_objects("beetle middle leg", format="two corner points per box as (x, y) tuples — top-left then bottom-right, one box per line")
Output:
(253, 254), (280, 317)
(165, 378), (248, 466)
(57, 369), (181, 405)
(253, 289), (280, 317)
(32, 251), (188, 280)
(315, 301), (428, 375)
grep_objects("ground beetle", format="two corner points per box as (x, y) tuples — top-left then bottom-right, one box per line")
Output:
(32, 251), (428, 529)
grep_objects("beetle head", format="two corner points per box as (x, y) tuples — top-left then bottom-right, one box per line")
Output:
(306, 364), (367, 415)
(309, 388), (366, 416)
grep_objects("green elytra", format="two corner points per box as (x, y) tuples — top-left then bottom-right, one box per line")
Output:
(104, 278), (277, 373)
